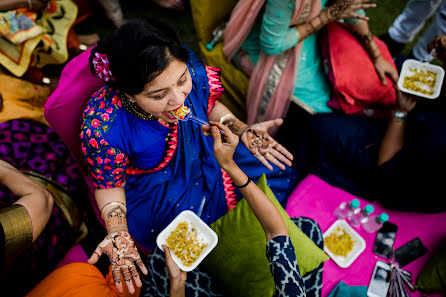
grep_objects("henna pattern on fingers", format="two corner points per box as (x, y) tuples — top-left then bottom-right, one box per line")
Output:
(328, 0), (354, 19)
(112, 269), (122, 286)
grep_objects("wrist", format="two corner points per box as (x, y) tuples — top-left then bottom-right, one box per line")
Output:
(170, 280), (186, 296)
(221, 161), (238, 173)
(393, 110), (408, 121)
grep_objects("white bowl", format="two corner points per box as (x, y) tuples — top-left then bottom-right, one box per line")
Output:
(156, 210), (218, 272)
(398, 59), (444, 99)
(323, 219), (366, 268)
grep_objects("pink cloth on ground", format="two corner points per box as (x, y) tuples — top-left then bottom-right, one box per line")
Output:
(285, 174), (446, 297)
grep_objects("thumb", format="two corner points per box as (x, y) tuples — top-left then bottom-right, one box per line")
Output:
(211, 126), (222, 146)
(88, 246), (102, 265)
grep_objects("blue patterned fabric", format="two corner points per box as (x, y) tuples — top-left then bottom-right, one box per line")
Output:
(81, 49), (298, 251)
(267, 236), (306, 296)
(141, 217), (323, 297)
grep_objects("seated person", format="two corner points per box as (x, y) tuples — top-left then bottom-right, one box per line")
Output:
(71, 18), (295, 294)
(141, 122), (324, 297)
(294, 36), (446, 213)
(0, 119), (87, 296)
(223, 0), (398, 125)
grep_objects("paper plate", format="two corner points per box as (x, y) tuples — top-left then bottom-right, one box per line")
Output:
(156, 210), (218, 272)
(398, 59), (444, 99)
(323, 219), (366, 268)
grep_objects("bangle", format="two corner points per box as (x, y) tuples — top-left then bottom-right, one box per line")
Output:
(234, 176), (251, 188)
(219, 113), (235, 124)
(393, 111), (408, 121)
(101, 201), (127, 218)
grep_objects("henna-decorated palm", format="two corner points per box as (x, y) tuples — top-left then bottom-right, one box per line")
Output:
(88, 231), (148, 294)
(241, 119), (293, 171)
(329, 0), (375, 21)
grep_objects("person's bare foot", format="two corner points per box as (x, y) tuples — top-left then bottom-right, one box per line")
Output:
(152, 0), (185, 11)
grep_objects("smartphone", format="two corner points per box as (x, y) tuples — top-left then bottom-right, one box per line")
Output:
(373, 222), (398, 259)
(367, 261), (392, 297)
(394, 237), (427, 267)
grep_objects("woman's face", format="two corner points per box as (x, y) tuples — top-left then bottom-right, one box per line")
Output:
(128, 59), (192, 123)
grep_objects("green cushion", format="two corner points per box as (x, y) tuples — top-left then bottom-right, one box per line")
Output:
(415, 243), (446, 295)
(202, 174), (329, 297)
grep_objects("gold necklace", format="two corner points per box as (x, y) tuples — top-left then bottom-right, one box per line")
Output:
(119, 93), (157, 121)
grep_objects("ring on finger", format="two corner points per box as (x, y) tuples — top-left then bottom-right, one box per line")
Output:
(128, 264), (136, 269)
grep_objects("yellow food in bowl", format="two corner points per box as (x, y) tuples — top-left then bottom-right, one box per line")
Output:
(324, 227), (356, 257)
(169, 105), (190, 120)
(166, 221), (208, 267)
(403, 67), (437, 96)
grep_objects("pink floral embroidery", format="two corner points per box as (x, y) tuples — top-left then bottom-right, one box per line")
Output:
(92, 119), (100, 128)
(100, 113), (110, 121)
(205, 66), (224, 114)
(221, 169), (237, 210)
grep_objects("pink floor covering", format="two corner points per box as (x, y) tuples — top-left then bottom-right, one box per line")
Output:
(285, 174), (446, 297)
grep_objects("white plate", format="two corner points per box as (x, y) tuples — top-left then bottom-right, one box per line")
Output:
(156, 210), (218, 272)
(397, 59), (444, 99)
(323, 219), (366, 268)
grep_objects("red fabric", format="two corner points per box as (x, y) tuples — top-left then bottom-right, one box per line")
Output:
(323, 22), (397, 114)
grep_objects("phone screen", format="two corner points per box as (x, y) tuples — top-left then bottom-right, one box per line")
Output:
(373, 222), (397, 259)
(368, 262), (391, 297)
(394, 237), (427, 267)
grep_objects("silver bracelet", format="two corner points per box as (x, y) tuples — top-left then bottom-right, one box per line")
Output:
(26, 0), (32, 9)
(393, 111), (408, 121)
(219, 113), (235, 124)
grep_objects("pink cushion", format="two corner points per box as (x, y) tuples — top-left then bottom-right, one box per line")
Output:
(44, 49), (104, 222)
(55, 244), (88, 269)
(285, 174), (446, 297)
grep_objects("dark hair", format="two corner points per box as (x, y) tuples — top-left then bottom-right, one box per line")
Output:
(91, 18), (190, 95)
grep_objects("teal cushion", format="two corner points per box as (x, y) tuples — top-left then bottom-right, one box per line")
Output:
(202, 174), (329, 297)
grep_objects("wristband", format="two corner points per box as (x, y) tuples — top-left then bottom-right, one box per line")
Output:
(393, 111), (408, 121)
(234, 176), (252, 189)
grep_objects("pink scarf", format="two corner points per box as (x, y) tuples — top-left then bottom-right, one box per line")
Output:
(223, 0), (321, 125)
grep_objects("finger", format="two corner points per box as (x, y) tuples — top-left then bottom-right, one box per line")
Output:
(274, 143), (294, 161)
(270, 149), (293, 167)
(265, 153), (285, 170)
(254, 153), (273, 171)
(88, 246), (102, 265)
(163, 245), (173, 263)
(209, 121), (232, 135)
(350, 12), (369, 21)
(135, 258), (148, 275)
(129, 265), (142, 287)
(112, 268), (124, 294)
(377, 70), (387, 85)
(210, 126), (223, 146)
(386, 69), (399, 85)
(121, 266), (135, 294)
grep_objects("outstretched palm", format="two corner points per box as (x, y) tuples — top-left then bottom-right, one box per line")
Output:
(241, 119), (293, 171)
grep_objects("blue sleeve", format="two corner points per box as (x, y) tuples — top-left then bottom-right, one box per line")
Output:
(266, 236), (306, 297)
(260, 0), (299, 56)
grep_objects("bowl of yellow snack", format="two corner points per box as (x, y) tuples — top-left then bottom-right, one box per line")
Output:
(323, 220), (366, 268)
(156, 210), (218, 271)
(398, 59), (444, 99)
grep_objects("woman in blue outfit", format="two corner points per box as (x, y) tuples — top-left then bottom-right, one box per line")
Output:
(81, 18), (296, 294)
(142, 123), (324, 297)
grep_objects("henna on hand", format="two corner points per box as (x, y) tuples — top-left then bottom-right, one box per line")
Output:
(328, 0), (354, 20)
(221, 115), (249, 137)
(102, 202), (128, 233)
(245, 128), (274, 154)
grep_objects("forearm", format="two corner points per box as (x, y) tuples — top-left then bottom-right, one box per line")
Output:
(95, 186), (128, 233)
(0, 161), (54, 241)
(169, 281), (186, 297)
(295, 8), (334, 42)
(0, 0), (28, 11)
(377, 117), (406, 165)
(208, 102), (248, 137)
(347, 20), (382, 61)
(223, 163), (288, 241)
